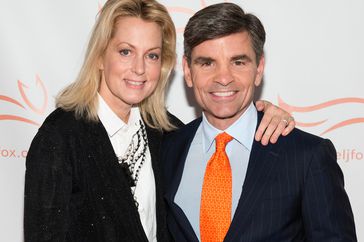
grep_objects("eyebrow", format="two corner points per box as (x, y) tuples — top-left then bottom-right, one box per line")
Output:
(116, 41), (162, 51)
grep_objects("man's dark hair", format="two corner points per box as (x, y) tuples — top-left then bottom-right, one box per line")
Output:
(184, 2), (266, 65)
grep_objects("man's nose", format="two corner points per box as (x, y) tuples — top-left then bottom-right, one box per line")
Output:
(215, 65), (233, 86)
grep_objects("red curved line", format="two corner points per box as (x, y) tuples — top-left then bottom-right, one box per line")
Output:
(176, 27), (185, 33)
(200, 0), (207, 8)
(18, 75), (48, 115)
(295, 119), (327, 127)
(199, 0), (228, 8)
(36, 74), (49, 114)
(320, 118), (364, 135)
(0, 95), (25, 109)
(0, 115), (40, 126)
(278, 96), (364, 113)
(167, 7), (195, 33)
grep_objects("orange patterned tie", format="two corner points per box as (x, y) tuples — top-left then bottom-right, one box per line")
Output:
(200, 132), (233, 242)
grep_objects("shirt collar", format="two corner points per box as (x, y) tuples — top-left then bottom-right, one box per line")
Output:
(97, 94), (141, 137)
(202, 102), (257, 153)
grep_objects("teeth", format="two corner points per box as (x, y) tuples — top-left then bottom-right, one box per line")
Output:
(127, 80), (144, 86)
(213, 91), (235, 97)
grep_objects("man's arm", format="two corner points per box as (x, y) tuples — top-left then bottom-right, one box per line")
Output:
(302, 139), (357, 241)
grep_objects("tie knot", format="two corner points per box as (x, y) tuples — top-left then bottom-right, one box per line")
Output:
(215, 132), (233, 152)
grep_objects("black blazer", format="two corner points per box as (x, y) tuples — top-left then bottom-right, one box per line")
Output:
(162, 112), (357, 242)
(24, 108), (182, 242)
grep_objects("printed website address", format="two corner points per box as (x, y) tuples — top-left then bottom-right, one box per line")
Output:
(0, 147), (28, 159)
(337, 149), (363, 162)
(1, 147), (363, 162)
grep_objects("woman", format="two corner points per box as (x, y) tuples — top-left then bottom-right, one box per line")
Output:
(24, 0), (294, 241)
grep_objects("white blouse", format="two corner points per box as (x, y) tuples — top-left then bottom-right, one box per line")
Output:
(97, 94), (157, 242)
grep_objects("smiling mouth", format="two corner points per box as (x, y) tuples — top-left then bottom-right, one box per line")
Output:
(211, 91), (236, 97)
(125, 79), (146, 86)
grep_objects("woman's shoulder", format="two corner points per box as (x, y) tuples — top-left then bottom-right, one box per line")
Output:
(39, 108), (92, 135)
(41, 108), (77, 126)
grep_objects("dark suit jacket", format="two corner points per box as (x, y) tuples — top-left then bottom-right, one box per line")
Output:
(24, 108), (182, 242)
(162, 112), (356, 242)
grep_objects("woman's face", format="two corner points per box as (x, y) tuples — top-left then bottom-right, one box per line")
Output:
(99, 17), (162, 121)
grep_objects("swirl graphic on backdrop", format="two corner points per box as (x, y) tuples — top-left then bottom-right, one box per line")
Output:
(167, 0), (228, 33)
(278, 96), (364, 135)
(97, 1), (229, 33)
(0, 74), (48, 126)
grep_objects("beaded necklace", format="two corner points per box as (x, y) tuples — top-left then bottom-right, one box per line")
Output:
(118, 120), (148, 192)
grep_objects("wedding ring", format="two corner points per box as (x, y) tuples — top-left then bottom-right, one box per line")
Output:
(281, 119), (289, 126)
(282, 116), (294, 126)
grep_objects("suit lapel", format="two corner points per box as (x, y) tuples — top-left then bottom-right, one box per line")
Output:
(225, 112), (281, 240)
(165, 118), (202, 200)
(165, 139), (193, 201)
(144, 124), (172, 241)
(165, 118), (202, 242)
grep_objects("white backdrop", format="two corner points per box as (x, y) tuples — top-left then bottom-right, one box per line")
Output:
(0, 0), (363, 241)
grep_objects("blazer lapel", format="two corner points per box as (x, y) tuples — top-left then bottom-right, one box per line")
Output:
(225, 112), (281, 240)
(84, 119), (148, 238)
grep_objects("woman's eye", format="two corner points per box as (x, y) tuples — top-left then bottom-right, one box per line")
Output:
(148, 53), (160, 60)
(119, 49), (131, 56)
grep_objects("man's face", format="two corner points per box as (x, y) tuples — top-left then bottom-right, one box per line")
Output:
(183, 31), (264, 130)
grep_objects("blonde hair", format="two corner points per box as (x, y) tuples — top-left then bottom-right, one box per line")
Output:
(56, 0), (176, 131)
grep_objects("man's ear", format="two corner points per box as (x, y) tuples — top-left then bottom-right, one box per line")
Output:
(182, 56), (193, 88)
(254, 54), (265, 87)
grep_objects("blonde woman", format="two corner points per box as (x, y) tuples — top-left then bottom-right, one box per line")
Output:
(24, 0), (294, 241)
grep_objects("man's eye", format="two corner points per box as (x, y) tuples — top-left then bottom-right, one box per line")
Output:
(119, 49), (131, 56)
(234, 60), (245, 65)
(201, 61), (212, 66)
(148, 53), (160, 60)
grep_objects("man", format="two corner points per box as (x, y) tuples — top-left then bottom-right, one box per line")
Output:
(162, 3), (356, 241)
